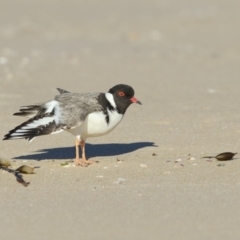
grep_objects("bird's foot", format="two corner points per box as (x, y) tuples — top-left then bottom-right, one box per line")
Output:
(84, 159), (95, 165)
(74, 158), (94, 167)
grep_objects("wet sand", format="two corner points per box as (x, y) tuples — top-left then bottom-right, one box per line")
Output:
(1, 0), (240, 239)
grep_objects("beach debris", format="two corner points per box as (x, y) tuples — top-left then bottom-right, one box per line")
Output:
(0, 159), (38, 187)
(15, 171), (30, 187)
(175, 159), (182, 163)
(113, 178), (126, 184)
(116, 158), (124, 162)
(60, 161), (69, 166)
(217, 163), (225, 167)
(16, 165), (35, 174)
(0, 166), (30, 187)
(203, 152), (237, 161)
(152, 153), (157, 156)
(140, 164), (148, 168)
(0, 159), (11, 168)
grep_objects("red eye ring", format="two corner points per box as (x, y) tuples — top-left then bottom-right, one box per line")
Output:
(118, 91), (125, 97)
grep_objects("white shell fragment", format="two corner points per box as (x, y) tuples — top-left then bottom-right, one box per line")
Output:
(113, 178), (126, 184)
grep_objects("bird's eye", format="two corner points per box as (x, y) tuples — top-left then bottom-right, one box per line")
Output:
(118, 91), (125, 97)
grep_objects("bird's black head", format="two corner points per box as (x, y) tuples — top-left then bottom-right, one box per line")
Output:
(108, 84), (142, 114)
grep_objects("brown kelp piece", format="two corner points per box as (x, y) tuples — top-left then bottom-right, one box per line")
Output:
(0, 159), (11, 167)
(203, 152), (237, 161)
(15, 165), (35, 174)
(15, 171), (30, 187)
(0, 161), (36, 187)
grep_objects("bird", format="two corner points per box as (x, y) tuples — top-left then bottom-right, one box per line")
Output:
(3, 84), (142, 166)
(202, 152), (237, 161)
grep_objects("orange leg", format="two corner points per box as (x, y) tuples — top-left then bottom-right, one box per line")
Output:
(74, 139), (94, 166)
(74, 139), (86, 166)
(80, 140), (94, 165)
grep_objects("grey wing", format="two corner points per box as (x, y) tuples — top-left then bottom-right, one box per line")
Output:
(55, 92), (103, 129)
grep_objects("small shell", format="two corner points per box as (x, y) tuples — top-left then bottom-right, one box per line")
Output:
(16, 165), (35, 174)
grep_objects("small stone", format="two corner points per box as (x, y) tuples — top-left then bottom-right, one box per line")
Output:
(175, 159), (182, 163)
(113, 178), (126, 184)
(116, 158), (124, 162)
(140, 164), (148, 168)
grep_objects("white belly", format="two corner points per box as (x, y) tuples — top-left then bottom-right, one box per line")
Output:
(66, 110), (123, 140)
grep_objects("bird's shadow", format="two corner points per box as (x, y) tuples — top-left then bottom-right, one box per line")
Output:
(13, 142), (157, 161)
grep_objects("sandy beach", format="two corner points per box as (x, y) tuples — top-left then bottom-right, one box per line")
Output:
(1, 0), (240, 239)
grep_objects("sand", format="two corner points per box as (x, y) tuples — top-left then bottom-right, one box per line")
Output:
(1, 0), (240, 239)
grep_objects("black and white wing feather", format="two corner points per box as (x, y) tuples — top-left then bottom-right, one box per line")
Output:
(3, 100), (63, 141)
(3, 91), (105, 141)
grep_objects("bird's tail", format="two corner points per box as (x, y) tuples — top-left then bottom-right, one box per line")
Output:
(3, 100), (63, 141)
(13, 104), (43, 118)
